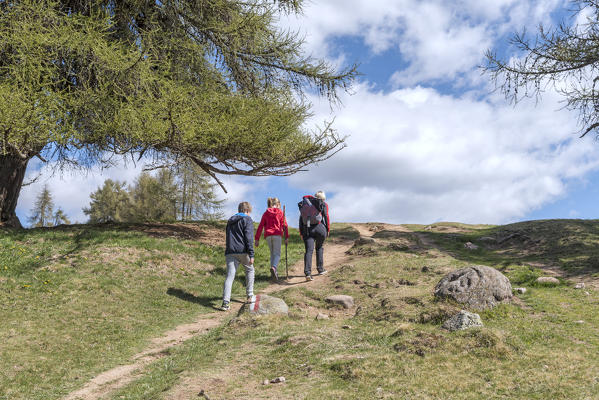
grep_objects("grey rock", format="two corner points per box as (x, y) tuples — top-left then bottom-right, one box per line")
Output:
(325, 295), (355, 309)
(574, 282), (585, 289)
(270, 376), (286, 384)
(354, 236), (376, 246)
(315, 313), (329, 320)
(536, 276), (560, 285)
(464, 242), (479, 250)
(245, 294), (288, 315)
(574, 320), (585, 324)
(514, 287), (527, 294)
(434, 265), (512, 310)
(442, 310), (483, 331)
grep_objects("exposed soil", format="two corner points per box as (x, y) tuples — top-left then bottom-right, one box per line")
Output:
(62, 221), (599, 399)
(63, 224), (360, 400)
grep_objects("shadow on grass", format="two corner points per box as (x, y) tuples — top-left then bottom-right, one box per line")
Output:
(166, 288), (221, 307)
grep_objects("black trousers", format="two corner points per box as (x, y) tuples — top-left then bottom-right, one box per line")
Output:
(303, 223), (327, 276)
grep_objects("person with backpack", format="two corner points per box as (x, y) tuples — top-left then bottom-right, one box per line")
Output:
(221, 201), (255, 311)
(255, 197), (289, 281)
(298, 191), (330, 281)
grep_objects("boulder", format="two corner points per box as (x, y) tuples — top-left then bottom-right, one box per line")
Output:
(442, 310), (483, 331)
(325, 295), (354, 309)
(434, 265), (512, 310)
(246, 294), (288, 316)
(536, 276), (560, 285)
(464, 242), (479, 250)
(354, 236), (376, 246)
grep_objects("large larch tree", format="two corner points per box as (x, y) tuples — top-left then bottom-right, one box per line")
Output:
(0, 0), (357, 227)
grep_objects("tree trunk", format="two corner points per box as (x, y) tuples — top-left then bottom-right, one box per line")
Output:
(0, 154), (29, 228)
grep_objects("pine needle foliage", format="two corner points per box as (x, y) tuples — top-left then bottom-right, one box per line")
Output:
(0, 0), (355, 177)
(0, 0), (357, 226)
(484, 0), (599, 137)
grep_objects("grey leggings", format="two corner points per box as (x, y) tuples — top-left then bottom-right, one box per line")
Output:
(266, 235), (282, 270)
(222, 253), (254, 303)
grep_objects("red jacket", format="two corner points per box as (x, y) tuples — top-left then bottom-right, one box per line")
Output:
(255, 207), (289, 240)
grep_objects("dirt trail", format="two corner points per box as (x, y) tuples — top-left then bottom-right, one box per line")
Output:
(63, 226), (361, 400)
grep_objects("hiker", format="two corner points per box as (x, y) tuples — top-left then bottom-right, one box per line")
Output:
(221, 201), (255, 311)
(299, 191), (330, 281)
(255, 197), (289, 281)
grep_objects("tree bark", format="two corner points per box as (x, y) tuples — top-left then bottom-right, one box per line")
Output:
(0, 154), (29, 228)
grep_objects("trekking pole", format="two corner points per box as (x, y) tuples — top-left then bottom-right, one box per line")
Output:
(284, 205), (288, 280)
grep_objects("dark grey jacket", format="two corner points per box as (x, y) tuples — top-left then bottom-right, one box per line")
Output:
(225, 213), (254, 258)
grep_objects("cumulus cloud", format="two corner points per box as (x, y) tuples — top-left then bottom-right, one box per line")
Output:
(15, 0), (588, 227)
(16, 159), (145, 224)
(288, 84), (599, 224)
(280, 0), (564, 85)
(15, 158), (252, 226)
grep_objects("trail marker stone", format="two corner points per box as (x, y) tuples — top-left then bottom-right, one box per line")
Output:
(246, 294), (288, 315)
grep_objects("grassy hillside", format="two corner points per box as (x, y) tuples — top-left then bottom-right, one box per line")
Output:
(112, 220), (598, 399)
(2, 220), (599, 399)
(0, 222), (305, 400)
(408, 219), (599, 278)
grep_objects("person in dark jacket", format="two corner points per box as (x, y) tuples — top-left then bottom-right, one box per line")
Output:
(221, 201), (255, 311)
(299, 191), (330, 281)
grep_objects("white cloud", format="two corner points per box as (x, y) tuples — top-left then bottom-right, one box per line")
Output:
(280, 0), (565, 86)
(288, 83), (599, 224)
(16, 159), (145, 225)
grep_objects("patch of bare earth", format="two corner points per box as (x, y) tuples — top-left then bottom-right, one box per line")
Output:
(63, 226), (357, 400)
(153, 229), (361, 400)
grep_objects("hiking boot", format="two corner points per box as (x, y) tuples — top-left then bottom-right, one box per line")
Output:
(317, 269), (328, 276)
(220, 301), (230, 311)
(306, 275), (314, 281)
(270, 267), (279, 281)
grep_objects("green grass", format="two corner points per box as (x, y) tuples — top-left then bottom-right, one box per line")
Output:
(0, 221), (305, 400)
(5, 220), (599, 399)
(406, 219), (599, 276)
(110, 222), (599, 399)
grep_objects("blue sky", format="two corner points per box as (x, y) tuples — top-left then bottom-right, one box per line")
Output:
(15, 0), (599, 227)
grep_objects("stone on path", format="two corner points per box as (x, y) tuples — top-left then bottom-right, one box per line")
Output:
(442, 310), (483, 331)
(434, 265), (512, 310)
(325, 295), (354, 309)
(536, 276), (560, 285)
(245, 294), (288, 316)
(315, 313), (329, 320)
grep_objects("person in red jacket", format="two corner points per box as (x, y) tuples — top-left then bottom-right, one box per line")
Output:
(255, 197), (289, 281)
